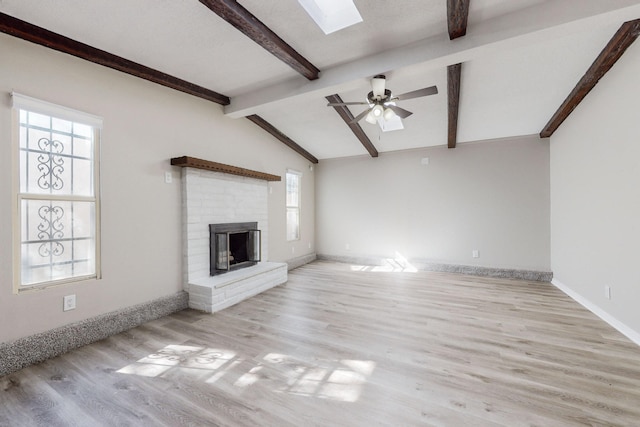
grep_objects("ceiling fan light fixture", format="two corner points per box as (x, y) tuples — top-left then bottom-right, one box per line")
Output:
(365, 111), (378, 124)
(383, 107), (396, 120)
(379, 115), (405, 132)
(371, 104), (384, 118)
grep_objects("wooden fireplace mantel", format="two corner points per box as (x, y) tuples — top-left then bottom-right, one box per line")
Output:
(170, 156), (281, 181)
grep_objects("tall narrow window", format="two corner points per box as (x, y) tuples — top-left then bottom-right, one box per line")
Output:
(12, 93), (101, 289)
(286, 170), (302, 241)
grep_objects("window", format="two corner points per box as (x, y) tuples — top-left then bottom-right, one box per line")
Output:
(286, 170), (302, 241)
(12, 93), (101, 289)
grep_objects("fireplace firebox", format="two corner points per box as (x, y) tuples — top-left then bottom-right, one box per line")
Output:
(209, 222), (261, 276)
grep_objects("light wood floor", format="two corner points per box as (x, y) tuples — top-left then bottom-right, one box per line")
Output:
(2, 261), (640, 426)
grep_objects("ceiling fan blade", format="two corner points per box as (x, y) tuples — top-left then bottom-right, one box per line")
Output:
(387, 105), (413, 119)
(350, 108), (372, 124)
(326, 101), (369, 106)
(393, 85), (438, 101)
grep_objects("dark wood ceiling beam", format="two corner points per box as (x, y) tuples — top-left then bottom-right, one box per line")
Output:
(0, 12), (230, 105)
(446, 0), (468, 147)
(447, 0), (471, 40)
(325, 95), (379, 158)
(447, 63), (462, 149)
(540, 19), (640, 138)
(199, 0), (320, 80)
(246, 115), (319, 164)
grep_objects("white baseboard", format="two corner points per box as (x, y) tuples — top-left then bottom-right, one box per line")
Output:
(551, 278), (640, 347)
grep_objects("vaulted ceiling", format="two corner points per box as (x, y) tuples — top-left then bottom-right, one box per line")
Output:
(2, 0), (640, 161)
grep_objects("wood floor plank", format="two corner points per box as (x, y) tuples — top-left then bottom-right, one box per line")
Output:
(2, 260), (640, 426)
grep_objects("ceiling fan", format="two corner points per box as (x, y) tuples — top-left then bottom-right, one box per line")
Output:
(327, 75), (438, 125)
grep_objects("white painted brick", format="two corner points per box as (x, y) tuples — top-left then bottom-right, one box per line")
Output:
(183, 167), (271, 290)
(187, 263), (286, 313)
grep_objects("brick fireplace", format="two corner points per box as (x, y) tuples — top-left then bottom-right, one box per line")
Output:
(173, 157), (287, 313)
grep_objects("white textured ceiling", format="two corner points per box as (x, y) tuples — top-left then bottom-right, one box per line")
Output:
(2, 0), (640, 160)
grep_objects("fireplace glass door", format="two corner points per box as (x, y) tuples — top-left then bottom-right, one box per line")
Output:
(214, 229), (261, 271)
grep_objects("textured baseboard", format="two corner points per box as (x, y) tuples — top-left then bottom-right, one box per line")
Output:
(317, 254), (552, 282)
(0, 291), (188, 378)
(411, 260), (553, 282)
(286, 253), (317, 270)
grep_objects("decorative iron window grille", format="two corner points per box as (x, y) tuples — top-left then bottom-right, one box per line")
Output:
(13, 93), (101, 288)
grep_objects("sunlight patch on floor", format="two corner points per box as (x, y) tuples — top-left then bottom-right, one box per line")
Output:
(117, 345), (375, 402)
(350, 251), (418, 273)
(117, 345), (237, 378)
(263, 353), (375, 402)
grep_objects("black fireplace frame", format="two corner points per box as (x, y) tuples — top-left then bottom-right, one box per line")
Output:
(209, 222), (261, 276)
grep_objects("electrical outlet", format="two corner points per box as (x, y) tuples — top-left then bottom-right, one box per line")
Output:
(345, 243), (350, 251)
(308, 242), (312, 249)
(164, 171), (172, 184)
(63, 294), (76, 311)
(605, 285), (611, 300)
(472, 250), (479, 258)
(292, 246), (295, 254)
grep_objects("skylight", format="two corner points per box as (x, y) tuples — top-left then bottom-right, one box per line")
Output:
(297, 0), (363, 34)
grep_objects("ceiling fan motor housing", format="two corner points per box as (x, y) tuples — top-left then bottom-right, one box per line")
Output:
(367, 89), (392, 104)
(372, 74), (386, 97)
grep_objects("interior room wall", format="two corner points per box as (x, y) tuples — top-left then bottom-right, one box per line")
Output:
(550, 40), (640, 340)
(316, 135), (550, 272)
(0, 33), (314, 343)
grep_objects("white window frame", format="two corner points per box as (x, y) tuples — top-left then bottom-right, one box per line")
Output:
(11, 92), (102, 292)
(286, 169), (302, 242)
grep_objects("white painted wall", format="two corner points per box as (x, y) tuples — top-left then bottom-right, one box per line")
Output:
(316, 136), (550, 271)
(550, 40), (640, 338)
(0, 34), (314, 343)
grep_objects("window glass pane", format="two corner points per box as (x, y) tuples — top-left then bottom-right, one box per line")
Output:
(73, 136), (93, 159)
(52, 117), (72, 133)
(27, 111), (50, 128)
(51, 132), (73, 156)
(286, 172), (300, 207)
(19, 150), (27, 194)
(73, 123), (93, 138)
(19, 125), (27, 149)
(27, 127), (51, 151)
(286, 171), (301, 241)
(72, 159), (94, 197)
(287, 208), (300, 241)
(73, 240), (95, 274)
(71, 259), (93, 277)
